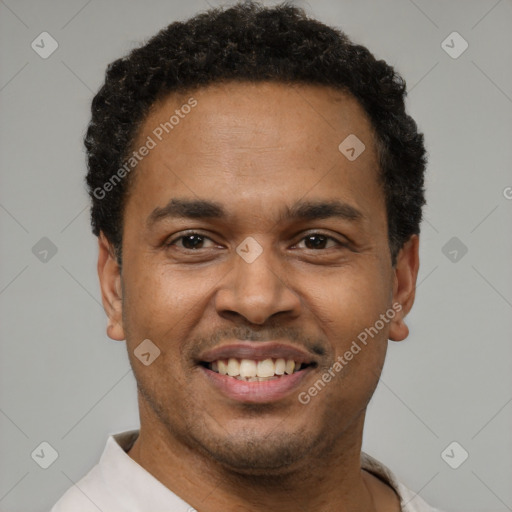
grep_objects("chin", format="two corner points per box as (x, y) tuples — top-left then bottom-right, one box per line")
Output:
(191, 425), (315, 475)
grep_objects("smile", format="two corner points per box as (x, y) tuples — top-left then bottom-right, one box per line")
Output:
(199, 359), (316, 403)
(201, 357), (313, 382)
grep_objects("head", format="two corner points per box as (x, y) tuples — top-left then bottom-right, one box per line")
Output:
(92, 1), (426, 475)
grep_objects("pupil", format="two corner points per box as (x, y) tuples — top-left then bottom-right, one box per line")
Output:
(306, 235), (326, 249)
(183, 235), (203, 249)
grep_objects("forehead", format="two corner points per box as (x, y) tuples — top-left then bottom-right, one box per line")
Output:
(139, 81), (375, 156)
(125, 81), (383, 230)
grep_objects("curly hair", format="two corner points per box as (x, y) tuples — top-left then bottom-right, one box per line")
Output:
(85, 0), (427, 267)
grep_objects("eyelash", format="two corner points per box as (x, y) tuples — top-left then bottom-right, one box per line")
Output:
(165, 231), (348, 251)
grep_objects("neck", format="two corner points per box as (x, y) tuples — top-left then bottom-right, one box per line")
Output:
(127, 401), (383, 512)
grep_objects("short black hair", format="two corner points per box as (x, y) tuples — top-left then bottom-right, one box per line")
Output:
(85, 0), (427, 267)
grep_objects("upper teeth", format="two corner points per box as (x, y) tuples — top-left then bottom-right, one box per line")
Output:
(210, 358), (302, 378)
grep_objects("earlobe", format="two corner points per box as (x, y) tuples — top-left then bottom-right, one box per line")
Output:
(388, 315), (409, 342)
(97, 232), (126, 341)
(388, 235), (420, 342)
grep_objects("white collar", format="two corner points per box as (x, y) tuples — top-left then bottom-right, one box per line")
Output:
(96, 429), (439, 512)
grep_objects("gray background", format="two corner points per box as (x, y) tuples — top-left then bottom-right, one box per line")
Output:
(1, 0), (511, 511)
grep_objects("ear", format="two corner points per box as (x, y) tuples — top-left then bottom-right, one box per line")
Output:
(97, 232), (125, 341)
(388, 234), (420, 342)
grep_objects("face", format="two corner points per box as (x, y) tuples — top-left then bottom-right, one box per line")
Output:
(98, 81), (419, 474)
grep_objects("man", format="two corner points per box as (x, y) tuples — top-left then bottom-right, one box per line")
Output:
(51, 2), (443, 511)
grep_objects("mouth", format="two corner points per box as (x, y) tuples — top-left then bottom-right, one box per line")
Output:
(199, 360), (315, 403)
(196, 342), (318, 403)
(199, 357), (315, 382)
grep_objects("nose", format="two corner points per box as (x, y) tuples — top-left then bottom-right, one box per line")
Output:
(214, 245), (301, 325)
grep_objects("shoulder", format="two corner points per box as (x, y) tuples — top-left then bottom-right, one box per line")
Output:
(361, 452), (445, 512)
(50, 431), (140, 512)
(50, 464), (111, 512)
(396, 482), (445, 512)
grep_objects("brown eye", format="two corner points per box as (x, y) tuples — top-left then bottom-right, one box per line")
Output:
(180, 234), (206, 249)
(297, 233), (343, 250)
(166, 232), (215, 250)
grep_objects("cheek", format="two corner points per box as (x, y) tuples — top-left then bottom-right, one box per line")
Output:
(305, 273), (389, 411)
(121, 262), (215, 362)
(308, 263), (391, 343)
(121, 265), (205, 409)
(303, 264), (391, 400)
(125, 262), (186, 319)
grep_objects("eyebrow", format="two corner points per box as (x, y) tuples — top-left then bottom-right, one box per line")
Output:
(146, 197), (364, 228)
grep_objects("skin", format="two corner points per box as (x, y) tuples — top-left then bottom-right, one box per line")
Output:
(97, 81), (420, 512)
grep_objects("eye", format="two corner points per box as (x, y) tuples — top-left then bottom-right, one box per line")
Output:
(166, 232), (217, 250)
(295, 233), (345, 250)
(165, 231), (347, 252)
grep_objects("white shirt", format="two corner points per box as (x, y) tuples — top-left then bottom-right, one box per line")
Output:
(51, 430), (443, 512)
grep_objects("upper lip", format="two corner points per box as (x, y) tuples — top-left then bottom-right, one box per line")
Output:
(198, 342), (317, 365)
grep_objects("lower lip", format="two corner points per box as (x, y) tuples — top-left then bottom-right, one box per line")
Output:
(200, 366), (313, 403)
